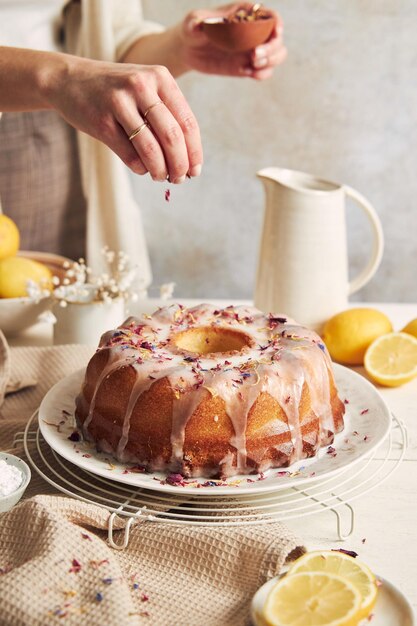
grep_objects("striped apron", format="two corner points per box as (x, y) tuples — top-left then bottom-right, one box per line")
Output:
(0, 108), (87, 260)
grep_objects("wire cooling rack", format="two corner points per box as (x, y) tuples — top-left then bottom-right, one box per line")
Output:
(15, 411), (407, 549)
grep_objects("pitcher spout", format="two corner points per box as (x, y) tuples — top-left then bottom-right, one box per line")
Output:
(257, 167), (341, 194)
(256, 167), (287, 184)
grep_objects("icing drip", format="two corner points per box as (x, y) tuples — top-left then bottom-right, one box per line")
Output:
(116, 366), (178, 461)
(261, 359), (305, 462)
(82, 351), (124, 436)
(169, 370), (206, 467)
(207, 370), (250, 471)
(216, 368), (263, 470)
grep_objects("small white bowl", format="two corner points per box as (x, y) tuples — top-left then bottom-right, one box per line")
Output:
(0, 452), (31, 513)
(0, 251), (72, 336)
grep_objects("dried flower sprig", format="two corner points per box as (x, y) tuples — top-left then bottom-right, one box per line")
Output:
(25, 246), (176, 306)
(25, 279), (52, 303)
(52, 248), (138, 307)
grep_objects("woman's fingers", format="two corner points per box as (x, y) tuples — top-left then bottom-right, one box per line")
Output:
(249, 45), (288, 79)
(115, 66), (202, 183)
(100, 117), (148, 175)
(250, 20), (286, 68)
(116, 106), (169, 181)
(155, 71), (203, 178)
(139, 101), (190, 183)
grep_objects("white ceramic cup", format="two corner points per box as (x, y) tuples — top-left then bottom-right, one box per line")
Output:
(53, 298), (126, 346)
(254, 168), (384, 332)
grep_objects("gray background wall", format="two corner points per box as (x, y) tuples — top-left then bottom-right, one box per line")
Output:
(131, 0), (416, 302)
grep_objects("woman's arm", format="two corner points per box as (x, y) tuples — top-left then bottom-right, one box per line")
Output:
(0, 47), (57, 111)
(121, 3), (286, 80)
(0, 46), (202, 182)
(120, 26), (189, 78)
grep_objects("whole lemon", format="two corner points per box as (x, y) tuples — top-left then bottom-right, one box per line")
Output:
(0, 214), (20, 260)
(0, 256), (52, 298)
(322, 308), (393, 365)
(401, 318), (417, 339)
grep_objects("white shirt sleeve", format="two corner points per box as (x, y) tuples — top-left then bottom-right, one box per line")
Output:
(111, 0), (165, 62)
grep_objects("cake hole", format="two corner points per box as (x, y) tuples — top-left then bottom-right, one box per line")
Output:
(173, 327), (252, 355)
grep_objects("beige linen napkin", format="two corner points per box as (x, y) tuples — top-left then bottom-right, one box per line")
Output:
(0, 342), (305, 626)
(0, 330), (37, 405)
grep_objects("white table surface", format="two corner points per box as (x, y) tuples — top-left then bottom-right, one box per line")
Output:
(7, 300), (417, 616)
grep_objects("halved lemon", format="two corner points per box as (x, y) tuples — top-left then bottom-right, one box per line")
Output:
(287, 550), (378, 621)
(364, 332), (417, 387)
(262, 571), (362, 626)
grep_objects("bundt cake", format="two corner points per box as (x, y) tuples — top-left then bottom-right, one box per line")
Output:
(75, 303), (345, 478)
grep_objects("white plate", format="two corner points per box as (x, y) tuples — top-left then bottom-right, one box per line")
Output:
(251, 574), (415, 626)
(38, 363), (391, 495)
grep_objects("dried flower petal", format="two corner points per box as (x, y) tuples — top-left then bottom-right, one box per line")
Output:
(165, 473), (187, 486)
(332, 548), (358, 558)
(69, 559), (82, 573)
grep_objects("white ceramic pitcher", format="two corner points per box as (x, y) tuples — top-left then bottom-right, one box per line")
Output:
(254, 167), (384, 332)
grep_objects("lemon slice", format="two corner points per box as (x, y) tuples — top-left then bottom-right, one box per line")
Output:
(364, 332), (417, 387)
(287, 550), (378, 620)
(262, 571), (361, 626)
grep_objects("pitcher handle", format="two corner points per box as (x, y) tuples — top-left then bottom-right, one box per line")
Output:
(343, 185), (384, 295)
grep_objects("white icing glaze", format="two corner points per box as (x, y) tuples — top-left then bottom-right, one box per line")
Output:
(76, 303), (343, 475)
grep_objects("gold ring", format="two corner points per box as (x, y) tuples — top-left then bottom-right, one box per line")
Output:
(128, 122), (149, 141)
(143, 100), (164, 120)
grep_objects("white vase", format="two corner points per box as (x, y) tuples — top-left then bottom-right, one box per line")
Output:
(53, 298), (126, 346)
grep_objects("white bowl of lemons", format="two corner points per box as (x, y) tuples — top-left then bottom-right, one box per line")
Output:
(0, 214), (71, 335)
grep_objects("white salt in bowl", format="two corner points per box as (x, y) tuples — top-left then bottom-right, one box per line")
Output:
(0, 452), (31, 513)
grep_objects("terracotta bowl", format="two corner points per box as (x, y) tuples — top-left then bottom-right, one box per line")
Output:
(202, 10), (276, 52)
(0, 251), (72, 335)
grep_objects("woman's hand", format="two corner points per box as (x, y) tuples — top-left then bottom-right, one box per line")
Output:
(42, 54), (203, 182)
(179, 2), (287, 80)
